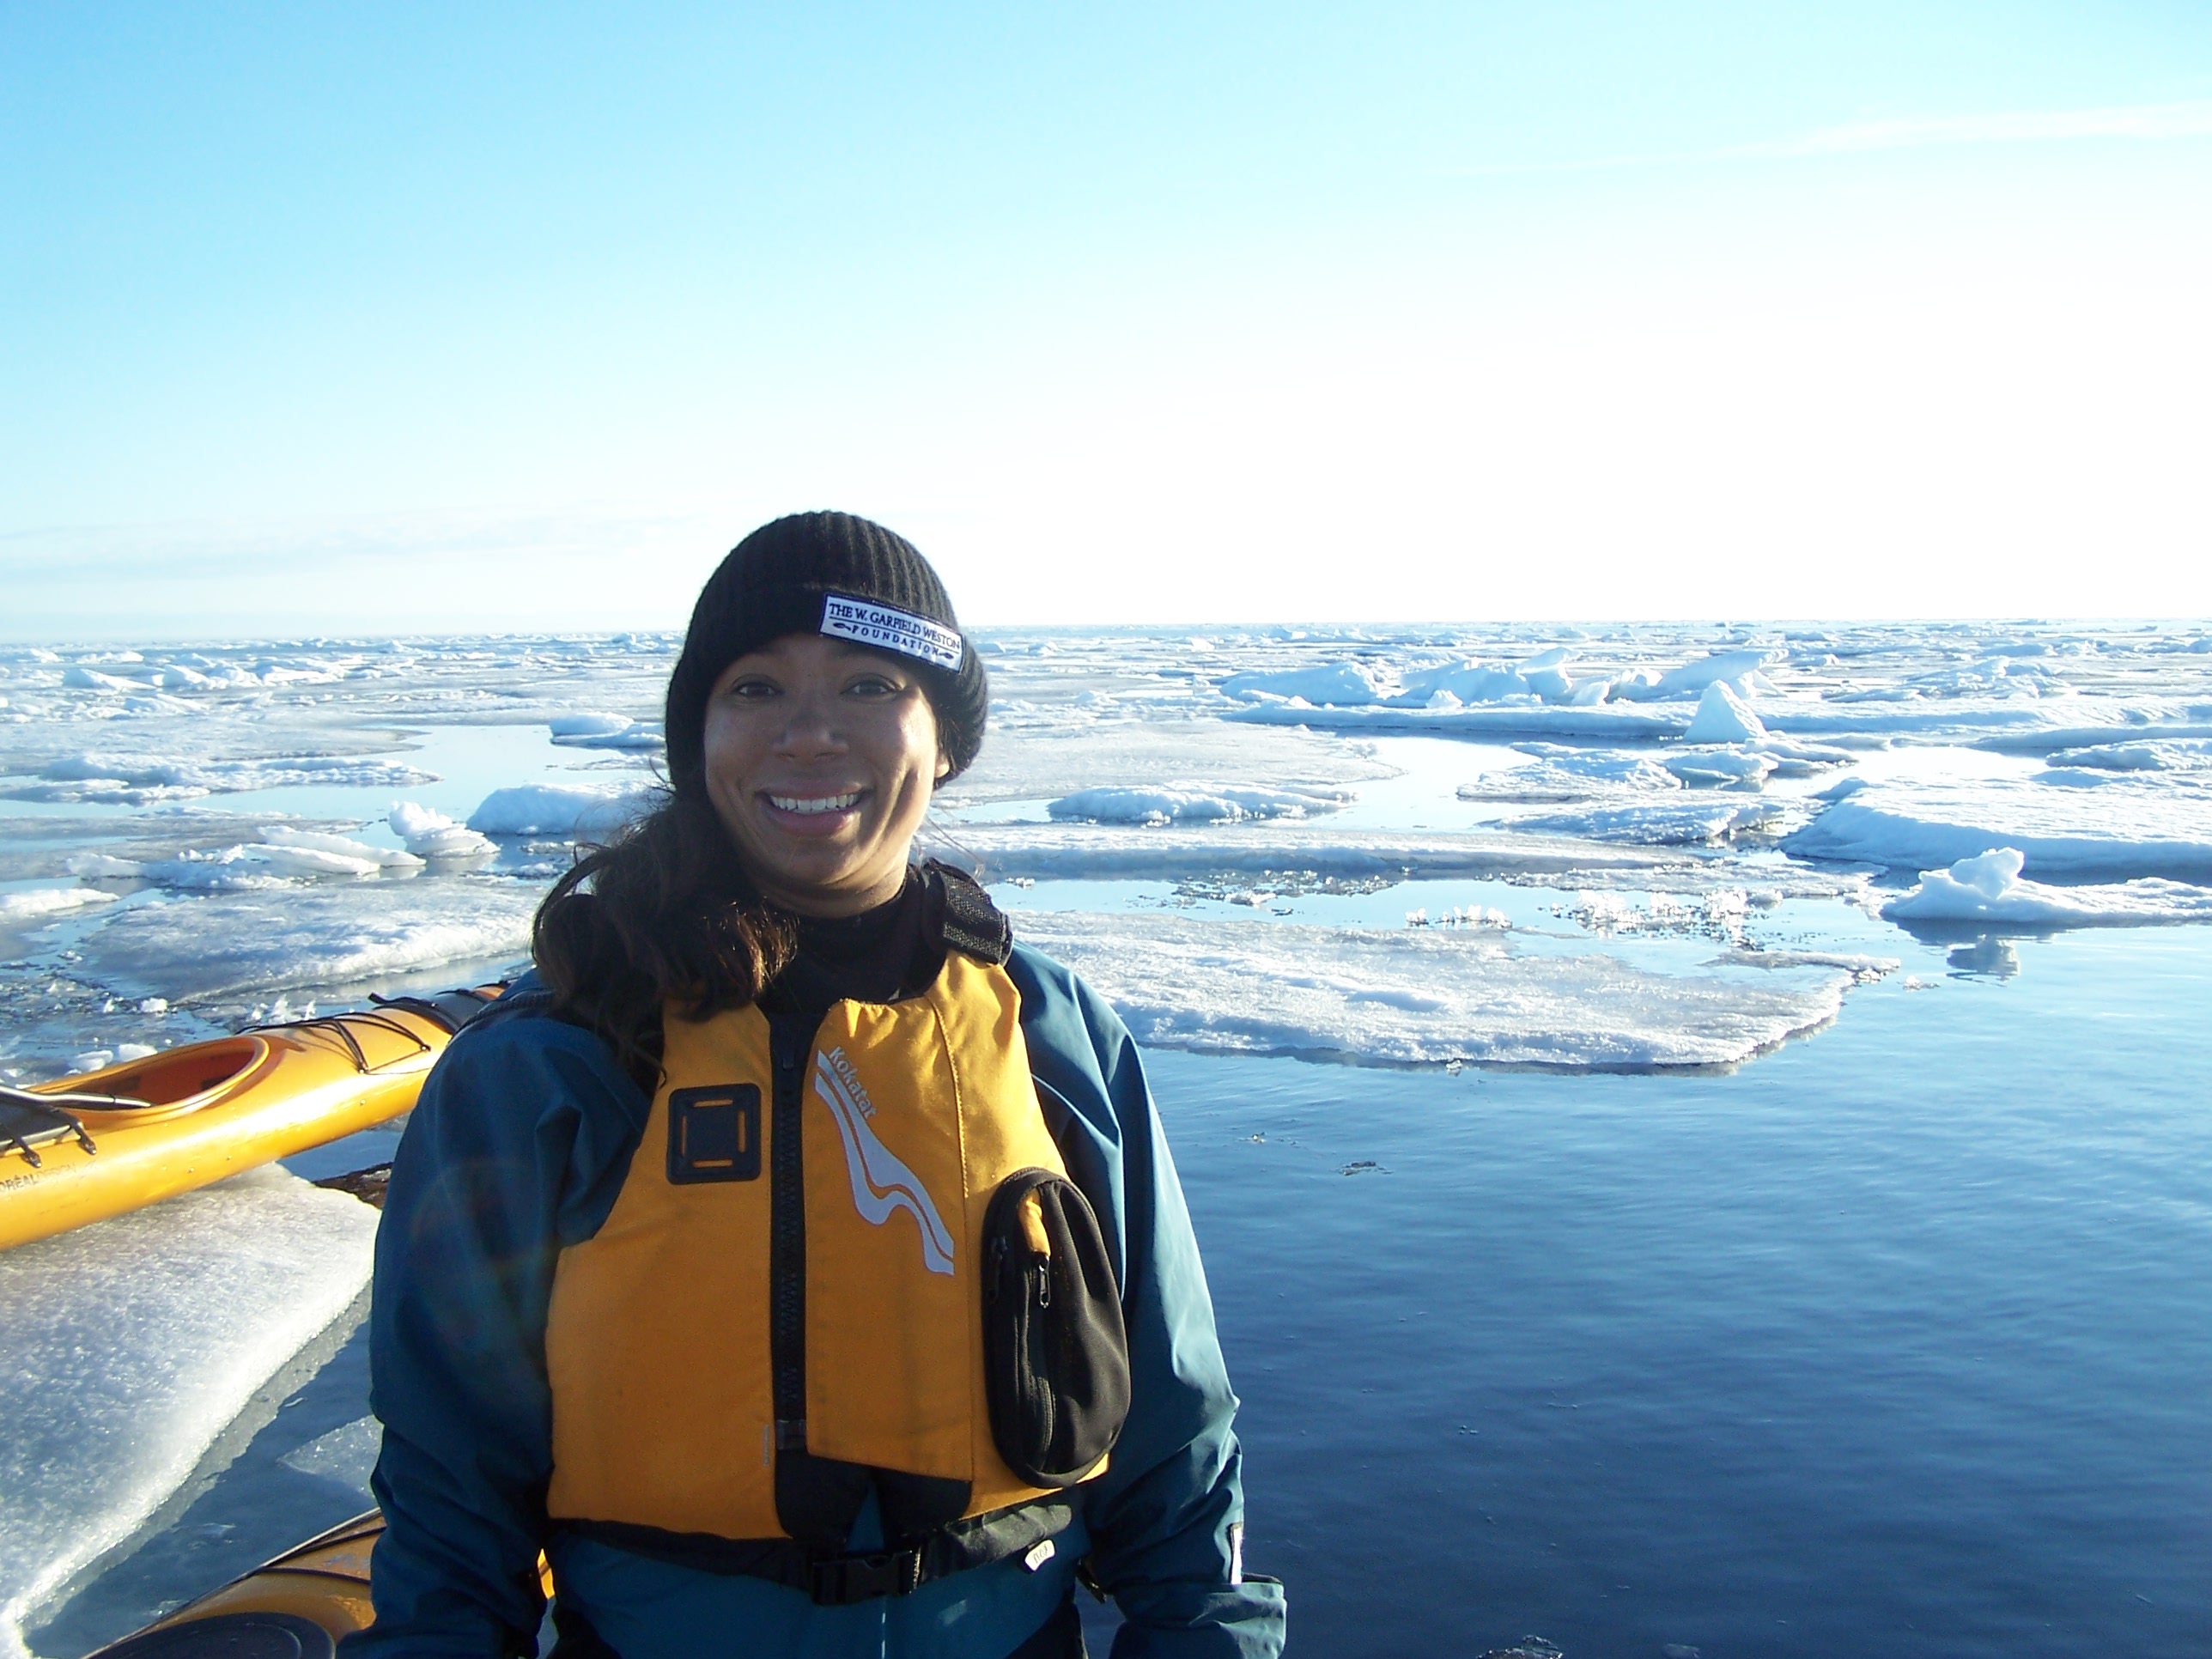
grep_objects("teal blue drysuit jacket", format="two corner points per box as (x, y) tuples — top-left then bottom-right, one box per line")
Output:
(344, 948), (1285, 1658)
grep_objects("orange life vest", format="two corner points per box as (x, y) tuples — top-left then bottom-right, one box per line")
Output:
(543, 949), (1097, 1542)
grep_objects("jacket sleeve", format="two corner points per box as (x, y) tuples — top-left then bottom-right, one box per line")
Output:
(1011, 951), (1287, 1659)
(341, 1010), (648, 1658)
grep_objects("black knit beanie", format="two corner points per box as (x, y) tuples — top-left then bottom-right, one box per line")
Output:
(664, 512), (988, 797)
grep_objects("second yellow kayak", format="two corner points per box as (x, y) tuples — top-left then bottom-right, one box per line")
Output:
(0, 988), (501, 1252)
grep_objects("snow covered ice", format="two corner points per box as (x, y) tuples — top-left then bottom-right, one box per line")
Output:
(1782, 773), (2212, 882)
(1883, 846), (2212, 927)
(0, 1168), (378, 1659)
(1012, 911), (1872, 1069)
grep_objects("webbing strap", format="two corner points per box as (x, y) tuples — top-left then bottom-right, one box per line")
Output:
(563, 1497), (1073, 1606)
(927, 860), (1012, 965)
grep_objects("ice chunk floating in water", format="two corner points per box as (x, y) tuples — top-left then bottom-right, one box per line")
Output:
(468, 781), (654, 838)
(1047, 784), (1355, 824)
(388, 801), (496, 860)
(1883, 847), (2212, 927)
(0, 1167), (379, 1659)
(1785, 776), (2212, 882)
(74, 880), (541, 1001)
(1012, 912), (1873, 1069)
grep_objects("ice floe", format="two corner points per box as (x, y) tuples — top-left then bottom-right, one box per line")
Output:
(388, 801), (496, 860)
(467, 781), (655, 838)
(2047, 738), (2212, 771)
(1226, 699), (1686, 743)
(0, 1167), (378, 1659)
(945, 823), (1686, 884)
(62, 854), (145, 878)
(550, 713), (664, 750)
(1784, 777), (2212, 883)
(1507, 798), (1781, 846)
(259, 826), (425, 876)
(0, 754), (438, 806)
(1624, 648), (1782, 701)
(1882, 847), (2212, 927)
(0, 887), (118, 926)
(74, 880), (542, 1002)
(1681, 681), (1768, 744)
(1047, 785), (1355, 824)
(1219, 663), (1385, 706)
(939, 719), (1395, 807)
(1011, 912), (1869, 1069)
(1456, 747), (1683, 802)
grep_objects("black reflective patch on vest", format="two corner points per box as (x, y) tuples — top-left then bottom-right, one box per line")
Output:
(666, 1085), (763, 1183)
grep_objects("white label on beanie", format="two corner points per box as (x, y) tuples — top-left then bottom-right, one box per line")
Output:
(818, 594), (964, 671)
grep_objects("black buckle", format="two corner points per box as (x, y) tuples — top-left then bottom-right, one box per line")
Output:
(805, 1547), (925, 1605)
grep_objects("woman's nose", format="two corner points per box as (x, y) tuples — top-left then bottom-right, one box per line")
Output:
(771, 690), (847, 756)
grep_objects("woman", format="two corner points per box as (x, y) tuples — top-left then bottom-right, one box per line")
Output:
(349, 513), (1285, 1658)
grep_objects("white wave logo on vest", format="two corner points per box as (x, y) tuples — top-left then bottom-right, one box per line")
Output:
(812, 1048), (957, 1275)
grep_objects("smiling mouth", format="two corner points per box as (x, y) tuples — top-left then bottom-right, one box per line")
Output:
(766, 790), (863, 816)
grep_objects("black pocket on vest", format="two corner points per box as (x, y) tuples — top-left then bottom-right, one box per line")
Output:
(982, 1167), (1131, 1487)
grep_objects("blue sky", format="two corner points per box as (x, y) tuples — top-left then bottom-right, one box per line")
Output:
(4, 3), (2209, 638)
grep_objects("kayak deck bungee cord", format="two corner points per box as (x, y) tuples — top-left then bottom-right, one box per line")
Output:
(0, 987), (503, 1251)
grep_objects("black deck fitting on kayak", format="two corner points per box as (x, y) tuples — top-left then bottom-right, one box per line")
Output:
(0, 1087), (104, 1163)
(368, 984), (508, 1036)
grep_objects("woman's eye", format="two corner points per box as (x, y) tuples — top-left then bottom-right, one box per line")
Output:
(726, 679), (778, 700)
(848, 677), (901, 698)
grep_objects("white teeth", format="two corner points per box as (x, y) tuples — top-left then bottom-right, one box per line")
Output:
(769, 791), (860, 815)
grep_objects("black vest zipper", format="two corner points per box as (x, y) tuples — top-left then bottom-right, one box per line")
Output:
(769, 1018), (807, 1445)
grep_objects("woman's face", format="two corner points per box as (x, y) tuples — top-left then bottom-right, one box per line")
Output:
(702, 633), (948, 917)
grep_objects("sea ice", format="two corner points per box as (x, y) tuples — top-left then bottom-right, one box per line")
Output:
(1, 755), (438, 807)
(0, 1167), (378, 1659)
(1625, 648), (1782, 701)
(1047, 785), (1355, 825)
(1681, 681), (1768, 744)
(0, 887), (118, 926)
(939, 720), (1394, 808)
(276, 1416), (384, 1490)
(1882, 847), (2212, 927)
(467, 782), (655, 839)
(549, 713), (664, 750)
(1483, 747), (1685, 793)
(137, 847), (295, 893)
(260, 827), (423, 870)
(942, 823), (1687, 885)
(73, 879), (543, 1002)
(1226, 700), (1686, 743)
(62, 854), (145, 878)
(1218, 663), (1384, 706)
(387, 802), (496, 860)
(1662, 750), (1778, 787)
(1507, 799), (1782, 847)
(1010, 912), (1865, 1069)
(1395, 660), (1536, 706)
(1784, 777), (2212, 883)
(2047, 738), (2212, 771)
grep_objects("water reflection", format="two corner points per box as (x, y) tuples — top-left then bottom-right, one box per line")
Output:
(1948, 933), (2022, 979)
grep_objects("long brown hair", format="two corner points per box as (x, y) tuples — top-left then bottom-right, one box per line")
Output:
(531, 789), (796, 1094)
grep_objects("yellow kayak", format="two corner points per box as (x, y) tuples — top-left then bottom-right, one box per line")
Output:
(0, 988), (502, 1252)
(85, 1510), (555, 1657)
(87, 1510), (383, 1656)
